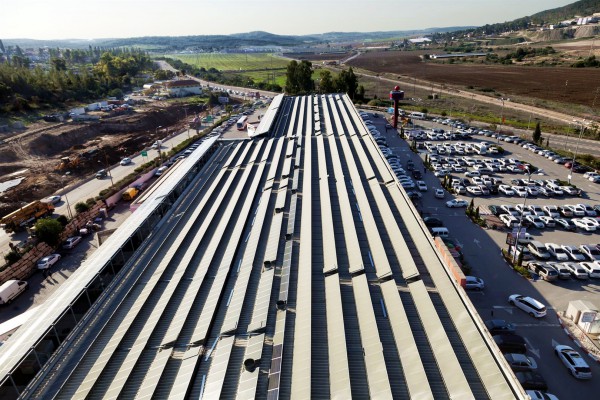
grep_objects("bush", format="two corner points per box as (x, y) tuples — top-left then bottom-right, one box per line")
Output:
(56, 215), (69, 226)
(4, 250), (22, 266)
(75, 202), (90, 214)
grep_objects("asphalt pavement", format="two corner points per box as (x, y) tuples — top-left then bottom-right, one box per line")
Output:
(368, 112), (600, 399)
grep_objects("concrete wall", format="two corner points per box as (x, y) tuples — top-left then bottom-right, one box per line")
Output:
(434, 236), (467, 288)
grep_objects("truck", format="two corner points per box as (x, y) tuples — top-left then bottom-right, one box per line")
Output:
(0, 280), (29, 305)
(0, 201), (55, 233)
(122, 187), (139, 201)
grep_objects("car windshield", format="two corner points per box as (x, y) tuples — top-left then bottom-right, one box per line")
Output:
(575, 367), (591, 373)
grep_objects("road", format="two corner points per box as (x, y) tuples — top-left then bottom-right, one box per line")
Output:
(367, 113), (600, 399)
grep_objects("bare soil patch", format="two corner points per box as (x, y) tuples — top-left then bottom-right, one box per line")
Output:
(347, 50), (600, 106)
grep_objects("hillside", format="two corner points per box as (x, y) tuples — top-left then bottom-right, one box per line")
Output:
(530, 0), (600, 23)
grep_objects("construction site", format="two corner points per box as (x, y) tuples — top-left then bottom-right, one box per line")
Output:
(0, 100), (209, 218)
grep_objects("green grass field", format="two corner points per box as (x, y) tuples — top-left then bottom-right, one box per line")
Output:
(169, 53), (289, 71)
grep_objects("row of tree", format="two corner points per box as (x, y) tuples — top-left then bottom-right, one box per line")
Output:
(284, 60), (363, 99)
(0, 49), (153, 112)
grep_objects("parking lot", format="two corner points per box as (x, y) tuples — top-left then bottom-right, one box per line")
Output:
(364, 112), (600, 399)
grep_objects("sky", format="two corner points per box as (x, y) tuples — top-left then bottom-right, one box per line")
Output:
(1, 0), (577, 40)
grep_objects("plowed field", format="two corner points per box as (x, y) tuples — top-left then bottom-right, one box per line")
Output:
(347, 50), (600, 106)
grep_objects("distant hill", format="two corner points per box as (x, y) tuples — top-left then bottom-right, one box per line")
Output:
(2, 28), (475, 52)
(530, 0), (600, 24)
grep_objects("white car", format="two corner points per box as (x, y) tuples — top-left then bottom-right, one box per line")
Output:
(542, 205), (560, 218)
(579, 262), (600, 278)
(581, 216), (600, 228)
(120, 157), (132, 166)
(62, 236), (82, 250)
(466, 186), (483, 196)
(573, 218), (597, 232)
(446, 199), (468, 208)
(501, 205), (519, 216)
(512, 186), (528, 197)
(45, 195), (62, 205)
(155, 166), (169, 176)
(564, 262), (589, 279)
(538, 216), (555, 228)
(545, 243), (569, 261)
(37, 254), (61, 270)
(561, 245), (586, 261)
(500, 214), (519, 228)
(498, 185), (514, 196)
(434, 188), (445, 199)
(508, 294), (547, 318)
(579, 244), (600, 261)
(566, 204), (586, 217)
(525, 215), (545, 229)
(554, 344), (592, 379)
(577, 204), (597, 216)
(465, 276), (485, 290)
(416, 181), (428, 191)
(464, 170), (481, 177)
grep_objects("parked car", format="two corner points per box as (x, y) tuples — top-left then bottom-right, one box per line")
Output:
(579, 262), (600, 278)
(423, 217), (444, 228)
(504, 353), (538, 372)
(580, 244), (600, 261)
(526, 261), (558, 281)
(62, 236), (82, 250)
(555, 218), (577, 231)
(526, 390), (559, 400)
(465, 276), (485, 290)
(564, 262), (589, 279)
(508, 294), (547, 318)
(484, 319), (516, 335)
(515, 371), (548, 391)
(555, 344), (592, 379)
(493, 333), (527, 354)
(545, 243), (569, 261)
(37, 254), (61, 270)
(573, 218), (597, 232)
(562, 245), (586, 261)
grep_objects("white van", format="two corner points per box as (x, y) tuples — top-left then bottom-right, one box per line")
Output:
(430, 227), (449, 238)
(0, 280), (28, 305)
(409, 112), (426, 120)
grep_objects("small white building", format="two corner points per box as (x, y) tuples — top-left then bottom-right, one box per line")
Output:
(164, 80), (202, 97)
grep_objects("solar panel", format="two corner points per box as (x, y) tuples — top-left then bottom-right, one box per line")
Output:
(409, 280), (473, 398)
(199, 336), (234, 399)
(291, 96), (313, 397)
(237, 334), (265, 399)
(379, 280), (432, 399)
(352, 273), (393, 398)
(278, 240), (293, 303)
(324, 275), (352, 398)
(317, 135), (337, 273)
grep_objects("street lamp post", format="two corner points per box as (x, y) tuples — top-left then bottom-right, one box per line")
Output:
(511, 166), (532, 265)
(497, 98), (507, 144)
(568, 119), (586, 184)
(156, 125), (163, 162)
(61, 172), (73, 220)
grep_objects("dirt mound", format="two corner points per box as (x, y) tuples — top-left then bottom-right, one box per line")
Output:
(0, 100), (209, 217)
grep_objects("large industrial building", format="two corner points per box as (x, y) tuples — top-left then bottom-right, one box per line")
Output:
(0, 94), (525, 399)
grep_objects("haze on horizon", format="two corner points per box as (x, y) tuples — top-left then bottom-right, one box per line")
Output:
(1, 0), (575, 40)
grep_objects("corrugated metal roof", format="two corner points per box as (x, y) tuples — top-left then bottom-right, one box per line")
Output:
(2, 94), (524, 400)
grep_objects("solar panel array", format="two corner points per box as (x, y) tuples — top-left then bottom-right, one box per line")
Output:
(21, 94), (522, 399)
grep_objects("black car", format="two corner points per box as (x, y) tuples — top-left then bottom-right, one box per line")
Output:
(485, 319), (516, 335)
(515, 371), (548, 391)
(423, 217), (444, 228)
(95, 169), (108, 179)
(412, 170), (423, 179)
(493, 333), (527, 354)
(488, 205), (506, 217)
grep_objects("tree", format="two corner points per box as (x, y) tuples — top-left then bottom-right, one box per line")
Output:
(533, 122), (542, 144)
(285, 60), (313, 95)
(319, 70), (335, 93)
(34, 218), (64, 246)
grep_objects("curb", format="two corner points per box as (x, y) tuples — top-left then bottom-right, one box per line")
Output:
(556, 312), (600, 364)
